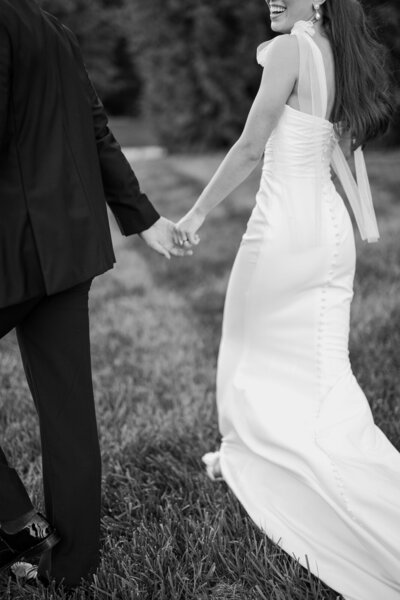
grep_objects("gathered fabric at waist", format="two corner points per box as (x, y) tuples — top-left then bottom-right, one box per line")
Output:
(262, 162), (332, 180)
(258, 167), (335, 197)
(262, 148), (333, 179)
(262, 108), (337, 179)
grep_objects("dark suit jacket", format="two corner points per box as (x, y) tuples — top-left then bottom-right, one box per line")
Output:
(0, 0), (160, 308)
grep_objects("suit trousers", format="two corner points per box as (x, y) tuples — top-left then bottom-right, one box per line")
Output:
(0, 278), (101, 587)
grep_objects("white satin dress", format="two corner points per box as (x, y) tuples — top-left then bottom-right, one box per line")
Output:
(206, 21), (400, 600)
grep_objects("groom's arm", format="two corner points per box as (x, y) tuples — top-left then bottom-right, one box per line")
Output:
(84, 75), (161, 236)
(63, 26), (160, 236)
(0, 26), (11, 149)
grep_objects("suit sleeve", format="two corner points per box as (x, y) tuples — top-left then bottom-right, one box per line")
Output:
(0, 27), (11, 148)
(63, 27), (160, 236)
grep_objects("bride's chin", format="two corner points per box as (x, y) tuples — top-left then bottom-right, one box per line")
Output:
(270, 21), (289, 33)
(269, 15), (291, 33)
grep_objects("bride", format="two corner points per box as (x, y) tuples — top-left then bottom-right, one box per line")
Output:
(175, 0), (398, 599)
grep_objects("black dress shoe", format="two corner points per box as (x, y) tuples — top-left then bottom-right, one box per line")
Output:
(0, 512), (60, 574)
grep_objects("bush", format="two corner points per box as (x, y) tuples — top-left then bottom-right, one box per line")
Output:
(130, 0), (270, 150)
(38, 0), (142, 115)
(365, 0), (400, 146)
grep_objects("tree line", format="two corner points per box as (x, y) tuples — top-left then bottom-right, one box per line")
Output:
(39, 0), (399, 149)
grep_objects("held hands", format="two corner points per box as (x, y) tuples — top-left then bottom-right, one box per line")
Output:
(174, 208), (204, 247)
(140, 216), (194, 259)
(140, 210), (205, 259)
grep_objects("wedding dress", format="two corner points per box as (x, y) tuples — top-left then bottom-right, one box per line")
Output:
(205, 20), (400, 600)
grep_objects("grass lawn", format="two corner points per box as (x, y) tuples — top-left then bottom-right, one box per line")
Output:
(0, 149), (399, 599)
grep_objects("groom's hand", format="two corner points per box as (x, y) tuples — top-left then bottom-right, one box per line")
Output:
(139, 217), (193, 259)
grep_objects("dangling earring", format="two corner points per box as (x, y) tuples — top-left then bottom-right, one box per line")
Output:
(313, 3), (321, 20)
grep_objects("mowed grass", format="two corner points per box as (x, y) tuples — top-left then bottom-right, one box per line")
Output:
(0, 149), (399, 600)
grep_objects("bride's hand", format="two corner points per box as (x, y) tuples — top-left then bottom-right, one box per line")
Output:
(174, 209), (204, 247)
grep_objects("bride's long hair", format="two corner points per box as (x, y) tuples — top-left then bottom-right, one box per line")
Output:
(323, 0), (393, 147)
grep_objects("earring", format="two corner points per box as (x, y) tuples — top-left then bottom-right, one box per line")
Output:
(313, 3), (321, 20)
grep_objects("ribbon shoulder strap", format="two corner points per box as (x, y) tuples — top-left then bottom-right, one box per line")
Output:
(331, 143), (380, 243)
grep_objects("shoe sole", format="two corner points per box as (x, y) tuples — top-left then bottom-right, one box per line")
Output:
(0, 531), (61, 574)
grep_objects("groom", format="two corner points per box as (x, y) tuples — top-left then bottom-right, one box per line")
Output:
(0, 0), (190, 589)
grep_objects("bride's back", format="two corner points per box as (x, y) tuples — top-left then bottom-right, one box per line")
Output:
(287, 32), (336, 123)
(282, 23), (336, 123)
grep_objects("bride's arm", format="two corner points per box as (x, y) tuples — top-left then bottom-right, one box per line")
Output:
(175, 34), (298, 244)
